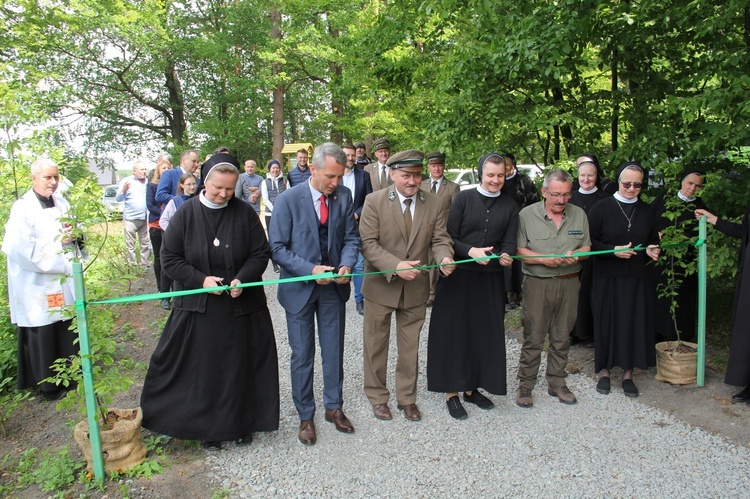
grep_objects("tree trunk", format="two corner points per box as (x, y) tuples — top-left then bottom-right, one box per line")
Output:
(164, 58), (187, 146)
(329, 22), (344, 144)
(611, 49), (619, 152)
(271, 5), (284, 165)
(551, 86), (572, 157)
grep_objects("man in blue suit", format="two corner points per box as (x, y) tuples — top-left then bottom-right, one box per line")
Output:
(269, 142), (360, 445)
(155, 149), (199, 205)
(341, 143), (373, 315)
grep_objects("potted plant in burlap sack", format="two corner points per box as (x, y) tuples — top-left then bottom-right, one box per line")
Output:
(653, 193), (699, 385)
(47, 321), (147, 473)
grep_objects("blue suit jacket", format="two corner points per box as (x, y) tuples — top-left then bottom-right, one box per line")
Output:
(269, 182), (360, 315)
(155, 168), (184, 205)
(351, 168), (373, 219)
(156, 168), (203, 205)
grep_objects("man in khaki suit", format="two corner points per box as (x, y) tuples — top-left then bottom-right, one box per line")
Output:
(364, 137), (393, 191)
(420, 151), (460, 305)
(359, 149), (455, 422)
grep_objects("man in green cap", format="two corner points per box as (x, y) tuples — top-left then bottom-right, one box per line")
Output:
(420, 151), (460, 305)
(359, 149), (455, 422)
(365, 138), (393, 191)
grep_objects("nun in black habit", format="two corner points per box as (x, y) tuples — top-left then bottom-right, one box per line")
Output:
(650, 168), (708, 343)
(141, 154), (280, 450)
(569, 155), (609, 342)
(588, 161), (661, 397)
(695, 204), (750, 403)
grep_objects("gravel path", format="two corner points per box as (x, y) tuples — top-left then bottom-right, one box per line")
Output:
(207, 268), (750, 497)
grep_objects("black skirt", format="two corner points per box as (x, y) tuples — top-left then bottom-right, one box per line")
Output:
(571, 259), (595, 339)
(591, 276), (656, 372)
(141, 293), (280, 441)
(427, 269), (507, 395)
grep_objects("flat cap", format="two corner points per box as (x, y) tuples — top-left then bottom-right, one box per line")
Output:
(424, 151), (446, 164)
(354, 142), (366, 149)
(372, 137), (391, 152)
(387, 149), (424, 170)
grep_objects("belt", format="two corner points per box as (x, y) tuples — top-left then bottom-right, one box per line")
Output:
(532, 272), (580, 280)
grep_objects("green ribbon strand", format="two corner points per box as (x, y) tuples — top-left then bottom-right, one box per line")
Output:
(85, 240), (699, 306)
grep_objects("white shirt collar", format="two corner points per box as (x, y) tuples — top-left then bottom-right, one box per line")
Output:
(477, 185), (501, 198)
(613, 192), (637, 204)
(677, 191), (696, 202)
(199, 190), (228, 209)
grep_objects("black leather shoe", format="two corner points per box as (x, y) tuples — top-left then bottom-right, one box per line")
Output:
(463, 390), (494, 409)
(356, 301), (364, 316)
(731, 386), (750, 404)
(201, 441), (222, 451)
(622, 379), (639, 398)
(42, 388), (66, 401)
(235, 435), (253, 446)
(446, 396), (467, 420)
(596, 377), (611, 395)
(160, 298), (171, 310)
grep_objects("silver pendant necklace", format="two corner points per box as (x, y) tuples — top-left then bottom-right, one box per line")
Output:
(616, 200), (636, 230)
(201, 205), (227, 247)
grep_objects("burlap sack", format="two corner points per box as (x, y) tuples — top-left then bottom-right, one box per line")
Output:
(74, 407), (147, 473)
(655, 341), (698, 385)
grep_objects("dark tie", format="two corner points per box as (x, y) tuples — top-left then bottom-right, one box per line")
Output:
(431, 181), (437, 194)
(380, 165), (387, 188)
(319, 194), (328, 224)
(403, 198), (412, 239)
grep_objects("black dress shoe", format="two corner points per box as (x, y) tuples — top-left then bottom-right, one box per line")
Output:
(596, 377), (610, 395)
(160, 298), (171, 310)
(356, 301), (364, 316)
(463, 390), (494, 409)
(201, 441), (222, 451)
(446, 396), (467, 420)
(42, 388), (66, 401)
(235, 435), (253, 446)
(731, 386), (750, 404)
(622, 379), (639, 398)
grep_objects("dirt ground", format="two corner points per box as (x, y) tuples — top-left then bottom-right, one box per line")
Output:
(1, 272), (747, 497)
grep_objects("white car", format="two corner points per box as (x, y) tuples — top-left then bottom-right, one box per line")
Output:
(444, 169), (479, 190)
(101, 185), (124, 218)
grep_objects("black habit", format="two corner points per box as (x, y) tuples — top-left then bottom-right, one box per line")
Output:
(140, 195), (280, 441)
(588, 196), (660, 372)
(650, 192), (708, 342)
(427, 189), (518, 395)
(569, 189), (608, 339)
(713, 205), (750, 387)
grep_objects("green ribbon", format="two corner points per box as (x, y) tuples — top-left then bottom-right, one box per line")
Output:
(85, 240), (700, 306)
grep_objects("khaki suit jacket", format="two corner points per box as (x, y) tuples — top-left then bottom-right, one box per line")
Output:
(420, 177), (460, 218)
(359, 188), (453, 309)
(364, 162), (394, 191)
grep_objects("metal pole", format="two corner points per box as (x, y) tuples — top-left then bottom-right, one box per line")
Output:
(72, 262), (105, 481)
(696, 216), (707, 386)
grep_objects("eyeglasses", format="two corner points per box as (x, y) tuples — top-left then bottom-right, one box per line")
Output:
(544, 188), (572, 199)
(620, 182), (643, 189)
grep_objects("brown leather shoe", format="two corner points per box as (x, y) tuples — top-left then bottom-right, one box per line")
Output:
(325, 408), (354, 433)
(397, 403), (422, 421)
(298, 420), (316, 445)
(372, 403), (393, 420)
(548, 385), (578, 405)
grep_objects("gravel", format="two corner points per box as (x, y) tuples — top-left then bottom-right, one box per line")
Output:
(207, 267), (750, 497)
